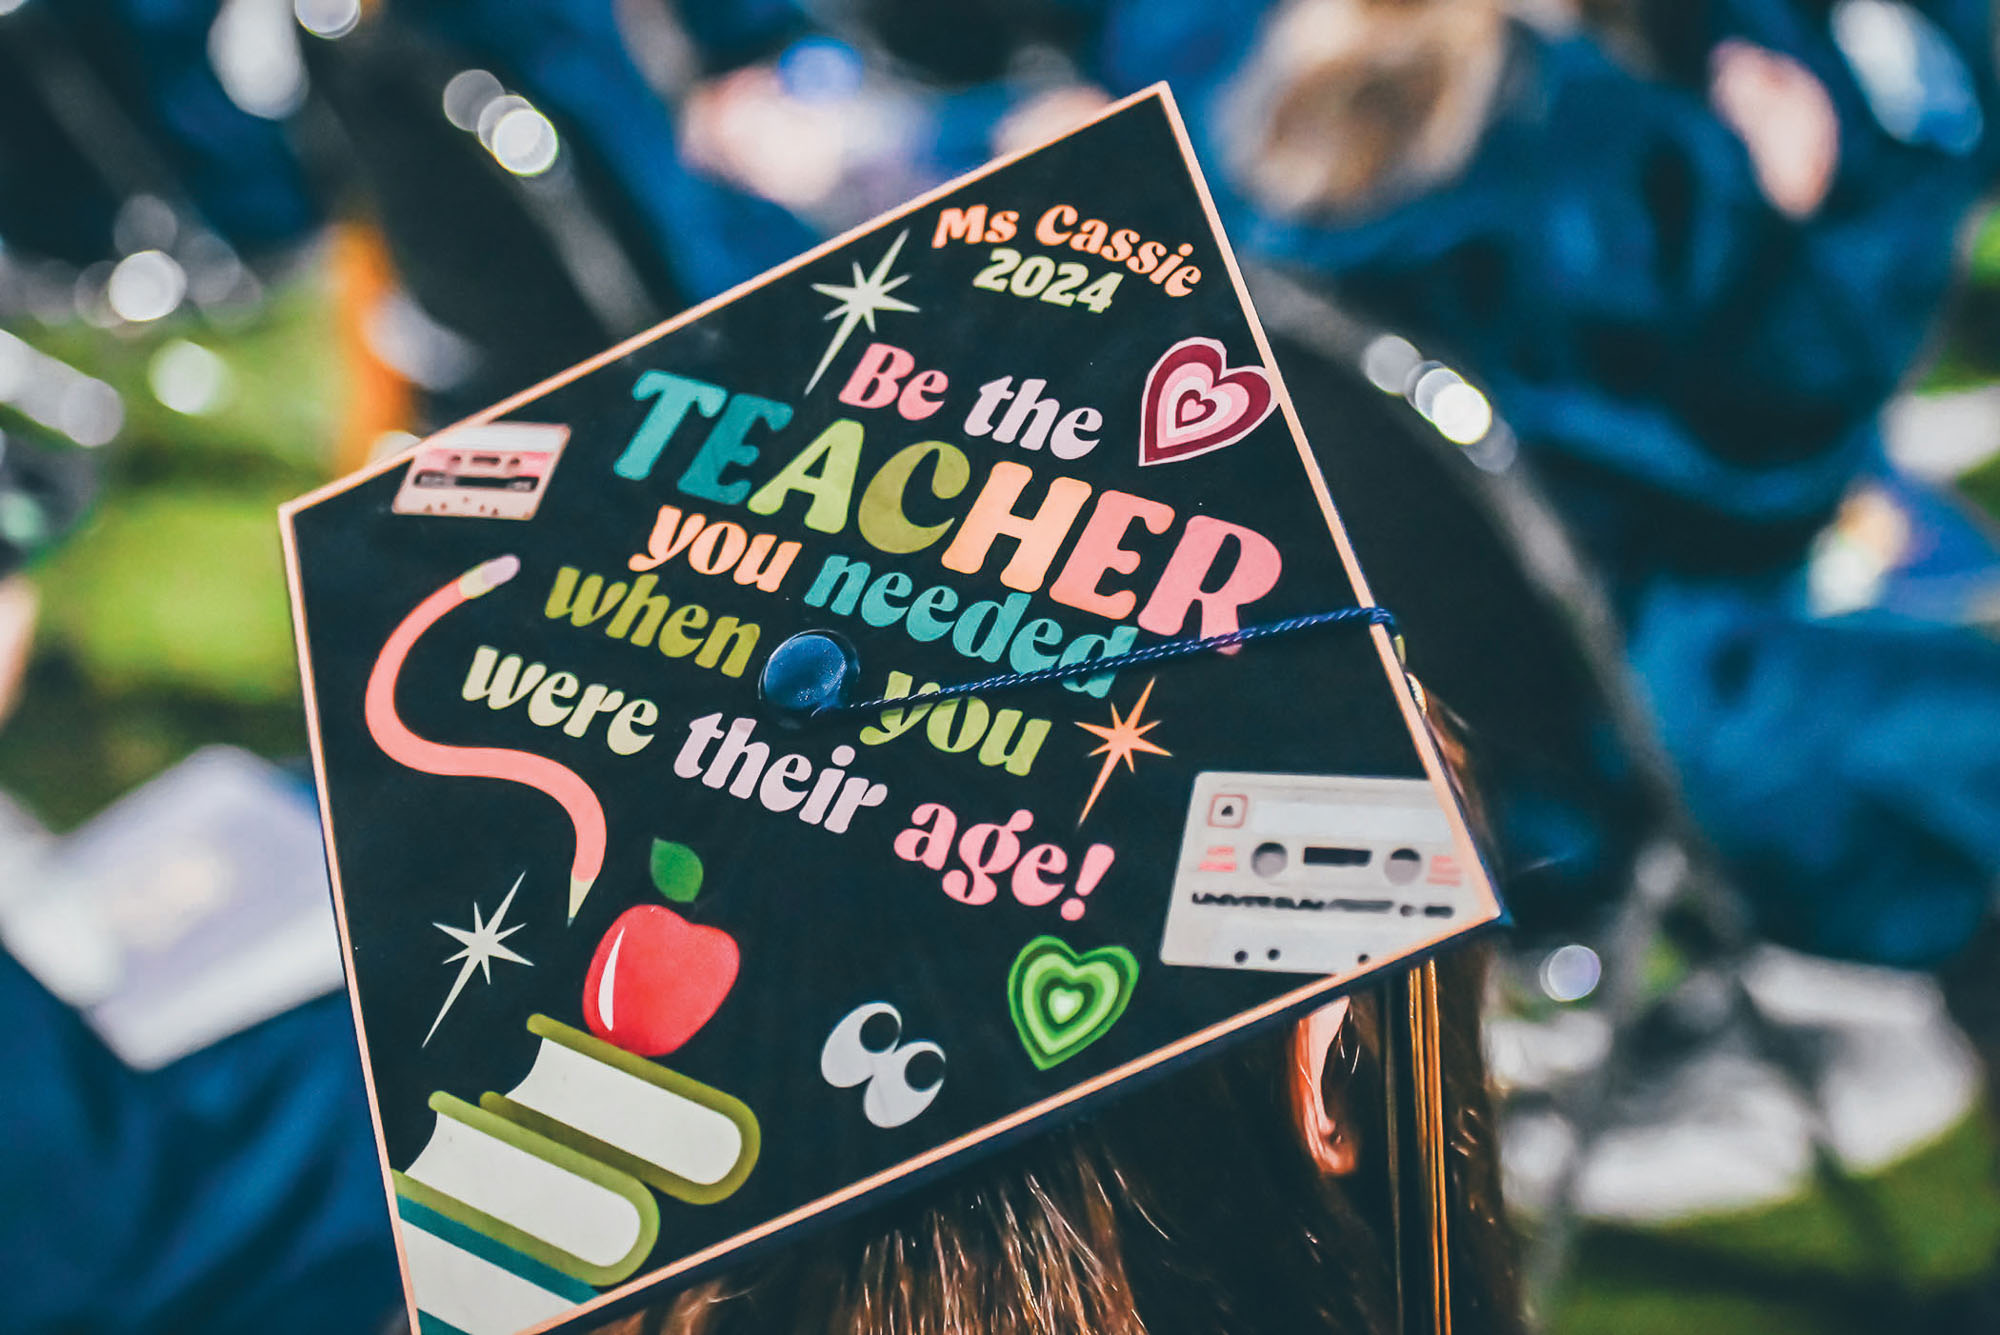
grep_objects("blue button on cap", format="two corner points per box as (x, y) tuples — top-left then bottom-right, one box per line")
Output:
(760, 630), (860, 724)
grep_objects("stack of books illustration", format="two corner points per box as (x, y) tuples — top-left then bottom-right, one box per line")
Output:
(391, 1016), (758, 1334)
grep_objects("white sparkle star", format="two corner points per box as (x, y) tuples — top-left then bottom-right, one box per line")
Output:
(805, 228), (919, 394)
(423, 873), (533, 1046)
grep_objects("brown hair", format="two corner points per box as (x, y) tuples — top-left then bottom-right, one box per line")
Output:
(1223, 0), (1513, 217)
(590, 948), (1520, 1335)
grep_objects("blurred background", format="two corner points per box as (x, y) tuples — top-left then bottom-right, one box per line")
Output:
(3, 1), (1999, 1331)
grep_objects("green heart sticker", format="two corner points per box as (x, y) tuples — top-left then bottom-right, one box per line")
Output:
(1007, 935), (1140, 1071)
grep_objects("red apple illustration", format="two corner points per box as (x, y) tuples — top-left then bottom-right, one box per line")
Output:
(582, 905), (739, 1056)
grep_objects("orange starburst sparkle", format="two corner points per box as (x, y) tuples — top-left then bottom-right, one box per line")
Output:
(1075, 677), (1171, 824)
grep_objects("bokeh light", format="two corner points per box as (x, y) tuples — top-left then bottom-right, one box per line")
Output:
(1539, 943), (1604, 1004)
(778, 38), (866, 103)
(148, 341), (232, 417)
(105, 250), (186, 324)
(1362, 333), (1420, 394)
(488, 106), (560, 177)
(1411, 363), (1494, 446)
(293, 0), (358, 40)
(442, 69), (503, 131)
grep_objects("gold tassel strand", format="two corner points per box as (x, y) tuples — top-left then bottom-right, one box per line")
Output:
(1409, 960), (1451, 1335)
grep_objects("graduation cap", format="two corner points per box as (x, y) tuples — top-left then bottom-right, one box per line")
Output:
(281, 86), (1502, 1335)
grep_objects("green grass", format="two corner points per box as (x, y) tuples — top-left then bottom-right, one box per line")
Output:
(1554, 1112), (2000, 1332)
(0, 271), (336, 827)
(33, 490), (302, 704)
(19, 278), (338, 483)
(1963, 454), (2000, 519)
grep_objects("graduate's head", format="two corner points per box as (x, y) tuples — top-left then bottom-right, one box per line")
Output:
(592, 946), (1521, 1335)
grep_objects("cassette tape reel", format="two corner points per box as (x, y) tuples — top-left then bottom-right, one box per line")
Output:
(391, 422), (568, 521)
(1159, 772), (1470, 974)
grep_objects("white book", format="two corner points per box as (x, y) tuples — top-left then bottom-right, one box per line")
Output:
(482, 1016), (761, 1204)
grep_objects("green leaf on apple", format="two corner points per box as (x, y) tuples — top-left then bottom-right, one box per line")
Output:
(650, 838), (705, 903)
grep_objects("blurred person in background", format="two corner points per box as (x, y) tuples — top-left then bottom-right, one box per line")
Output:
(0, 11), (403, 1326)
(0, 452), (401, 1331)
(0, 0), (321, 269)
(0, 910), (403, 1334)
(1208, 0), (2000, 979)
(294, 0), (823, 423)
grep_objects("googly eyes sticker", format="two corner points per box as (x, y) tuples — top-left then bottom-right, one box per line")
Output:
(821, 1002), (946, 1129)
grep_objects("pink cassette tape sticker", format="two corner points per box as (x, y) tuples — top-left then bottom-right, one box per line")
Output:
(393, 422), (569, 521)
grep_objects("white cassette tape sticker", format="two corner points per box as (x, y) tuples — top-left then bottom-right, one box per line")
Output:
(392, 421), (569, 521)
(1159, 772), (1468, 974)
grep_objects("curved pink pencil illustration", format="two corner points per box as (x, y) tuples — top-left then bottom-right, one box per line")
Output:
(365, 554), (606, 921)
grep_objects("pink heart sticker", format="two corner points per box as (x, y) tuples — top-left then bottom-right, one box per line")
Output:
(1174, 391), (1214, 429)
(1140, 337), (1276, 466)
